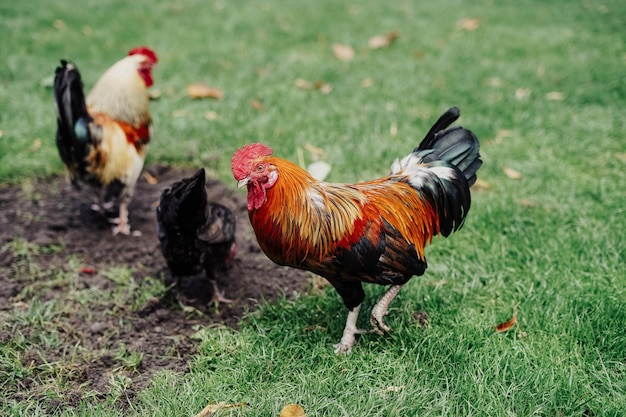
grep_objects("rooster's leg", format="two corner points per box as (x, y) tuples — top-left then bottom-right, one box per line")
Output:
(111, 201), (132, 235)
(334, 304), (365, 354)
(209, 280), (233, 304)
(370, 284), (403, 334)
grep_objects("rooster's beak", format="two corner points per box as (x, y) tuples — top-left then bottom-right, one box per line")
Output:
(237, 178), (250, 188)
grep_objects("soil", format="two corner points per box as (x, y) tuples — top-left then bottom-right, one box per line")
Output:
(0, 165), (310, 406)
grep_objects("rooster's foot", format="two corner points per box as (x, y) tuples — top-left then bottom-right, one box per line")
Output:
(209, 281), (232, 305)
(334, 305), (363, 354)
(370, 284), (404, 334)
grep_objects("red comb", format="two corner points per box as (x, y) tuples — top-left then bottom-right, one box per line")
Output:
(128, 46), (158, 63)
(231, 143), (273, 180)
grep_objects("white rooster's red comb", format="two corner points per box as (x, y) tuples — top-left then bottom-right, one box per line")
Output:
(128, 46), (158, 64)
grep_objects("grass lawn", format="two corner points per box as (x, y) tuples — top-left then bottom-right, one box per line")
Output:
(1, 0), (625, 415)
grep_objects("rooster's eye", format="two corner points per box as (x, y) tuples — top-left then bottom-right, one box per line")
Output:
(256, 164), (264, 172)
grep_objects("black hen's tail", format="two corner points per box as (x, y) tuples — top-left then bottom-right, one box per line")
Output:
(53, 60), (93, 186)
(157, 168), (208, 234)
(415, 107), (482, 187)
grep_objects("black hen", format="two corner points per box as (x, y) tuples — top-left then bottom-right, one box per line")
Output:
(156, 168), (238, 304)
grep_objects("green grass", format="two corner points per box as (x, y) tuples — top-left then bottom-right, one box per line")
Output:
(1, 0), (625, 415)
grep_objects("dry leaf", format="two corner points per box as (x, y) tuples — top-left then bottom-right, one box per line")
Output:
(517, 198), (536, 208)
(389, 122), (398, 137)
(332, 43), (355, 61)
(186, 83), (224, 100)
(496, 303), (519, 333)
(30, 138), (42, 151)
(472, 178), (492, 190)
(294, 78), (311, 89)
(251, 98), (264, 111)
(503, 167), (523, 180)
(546, 91), (565, 101)
(485, 77), (502, 87)
(205, 111), (219, 121)
(295, 79), (332, 94)
(280, 404), (306, 417)
(495, 129), (514, 144)
(368, 31), (399, 49)
(456, 17), (480, 31)
(148, 88), (161, 100)
(361, 78), (373, 88)
(303, 143), (327, 158)
(143, 172), (158, 185)
(386, 385), (405, 392)
(515, 87), (531, 101)
(313, 80), (332, 94)
(194, 402), (247, 417)
(53, 19), (66, 30)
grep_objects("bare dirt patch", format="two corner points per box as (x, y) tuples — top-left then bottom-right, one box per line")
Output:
(0, 165), (309, 405)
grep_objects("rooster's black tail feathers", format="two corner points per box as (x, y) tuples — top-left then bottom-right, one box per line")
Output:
(53, 60), (93, 186)
(415, 107), (482, 187)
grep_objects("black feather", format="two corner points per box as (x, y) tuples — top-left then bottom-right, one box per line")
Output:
(415, 107), (482, 187)
(53, 60), (94, 188)
(156, 168), (238, 300)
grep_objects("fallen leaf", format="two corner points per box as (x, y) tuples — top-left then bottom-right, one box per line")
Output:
(495, 129), (514, 144)
(515, 87), (531, 101)
(517, 198), (536, 208)
(30, 138), (42, 151)
(303, 143), (327, 159)
(250, 98), (264, 111)
(308, 161), (331, 181)
(143, 172), (158, 185)
(205, 111), (219, 121)
(361, 78), (373, 88)
(546, 91), (565, 101)
(503, 166), (523, 180)
(79, 266), (96, 275)
(485, 77), (502, 87)
(332, 43), (355, 61)
(456, 17), (480, 31)
(186, 83), (224, 100)
(389, 122), (398, 137)
(148, 88), (161, 100)
(53, 19), (66, 30)
(295, 79), (332, 94)
(386, 385), (405, 392)
(472, 178), (492, 190)
(368, 31), (399, 49)
(294, 78), (311, 89)
(279, 404), (306, 417)
(194, 402), (247, 417)
(496, 303), (519, 333)
(313, 80), (333, 94)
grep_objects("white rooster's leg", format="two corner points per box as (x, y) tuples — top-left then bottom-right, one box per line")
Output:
(370, 284), (403, 334)
(334, 304), (362, 354)
(112, 201), (132, 235)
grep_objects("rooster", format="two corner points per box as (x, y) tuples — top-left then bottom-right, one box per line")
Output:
(156, 168), (238, 305)
(231, 107), (482, 353)
(53, 46), (158, 235)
